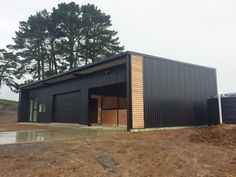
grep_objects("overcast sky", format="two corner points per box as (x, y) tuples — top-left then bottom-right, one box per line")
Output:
(0, 0), (235, 100)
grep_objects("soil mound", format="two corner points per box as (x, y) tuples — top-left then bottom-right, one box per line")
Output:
(190, 124), (236, 146)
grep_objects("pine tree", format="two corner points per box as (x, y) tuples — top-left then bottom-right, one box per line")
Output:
(0, 49), (19, 92)
(80, 4), (124, 64)
(8, 2), (124, 84)
(11, 10), (51, 80)
(51, 2), (82, 70)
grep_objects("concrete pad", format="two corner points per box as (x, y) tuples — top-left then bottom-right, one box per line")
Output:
(0, 127), (104, 145)
(130, 125), (208, 132)
(19, 122), (126, 131)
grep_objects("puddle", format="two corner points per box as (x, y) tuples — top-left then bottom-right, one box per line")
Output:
(0, 128), (102, 144)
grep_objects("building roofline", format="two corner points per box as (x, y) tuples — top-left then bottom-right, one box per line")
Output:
(21, 50), (216, 89)
(21, 51), (130, 89)
(127, 51), (216, 70)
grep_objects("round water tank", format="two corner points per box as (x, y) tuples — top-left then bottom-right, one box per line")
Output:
(208, 95), (236, 124)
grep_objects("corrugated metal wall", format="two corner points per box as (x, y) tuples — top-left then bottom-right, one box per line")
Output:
(17, 89), (29, 122)
(143, 55), (218, 128)
(207, 98), (220, 125)
(19, 64), (126, 125)
(221, 97), (236, 123)
(53, 91), (81, 123)
(208, 97), (236, 124)
(126, 56), (132, 130)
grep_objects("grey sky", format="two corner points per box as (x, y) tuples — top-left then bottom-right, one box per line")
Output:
(0, 0), (235, 100)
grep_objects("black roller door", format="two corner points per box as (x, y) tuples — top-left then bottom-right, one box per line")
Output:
(53, 91), (80, 123)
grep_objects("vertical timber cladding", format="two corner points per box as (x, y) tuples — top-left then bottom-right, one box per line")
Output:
(131, 55), (144, 128)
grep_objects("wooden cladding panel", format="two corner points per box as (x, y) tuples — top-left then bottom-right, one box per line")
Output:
(99, 96), (128, 126)
(102, 96), (118, 109)
(131, 55), (144, 128)
(101, 109), (127, 126)
(119, 97), (127, 109)
(102, 110), (117, 126)
(118, 109), (127, 125)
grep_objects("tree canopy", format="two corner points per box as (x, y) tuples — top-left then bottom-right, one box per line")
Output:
(0, 49), (19, 92)
(3, 2), (123, 91)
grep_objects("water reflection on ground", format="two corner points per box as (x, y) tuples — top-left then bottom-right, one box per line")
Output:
(0, 128), (103, 144)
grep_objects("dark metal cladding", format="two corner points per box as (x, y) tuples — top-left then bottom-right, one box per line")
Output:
(208, 97), (236, 124)
(53, 91), (81, 123)
(143, 55), (218, 128)
(17, 89), (29, 122)
(18, 64), (127, 124)
(207, 98), (220, 125)
(126, 55), (132, 131)
(222, 97), (236, 123)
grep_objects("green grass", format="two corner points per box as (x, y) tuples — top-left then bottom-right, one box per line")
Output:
(0, 99), (18, 106)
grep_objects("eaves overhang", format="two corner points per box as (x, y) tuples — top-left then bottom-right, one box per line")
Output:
(21, 51), (130, 90)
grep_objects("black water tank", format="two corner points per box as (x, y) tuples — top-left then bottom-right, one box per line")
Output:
(207, 93), (236, 124)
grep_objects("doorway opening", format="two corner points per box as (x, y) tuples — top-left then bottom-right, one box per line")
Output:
(88, 83), (127, 127)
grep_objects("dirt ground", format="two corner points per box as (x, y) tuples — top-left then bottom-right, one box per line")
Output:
(0, 126), (236, 177)
(0, 108), (236, 177)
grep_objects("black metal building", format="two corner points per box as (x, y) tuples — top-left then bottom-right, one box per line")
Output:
(18, 51), (218, 131)
(208, 94), (236, 124)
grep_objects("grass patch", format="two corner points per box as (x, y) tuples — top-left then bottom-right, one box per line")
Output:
(0, 99), (18, 106)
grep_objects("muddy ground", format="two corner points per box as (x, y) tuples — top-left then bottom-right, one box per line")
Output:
(0, 107), (236, 177)
(1, 126), (236, 177)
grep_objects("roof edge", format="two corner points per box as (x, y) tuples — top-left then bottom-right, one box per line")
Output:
(21, 51), (130, 89)
(21, 50), (216, 89)
(127, 51), (216, 70)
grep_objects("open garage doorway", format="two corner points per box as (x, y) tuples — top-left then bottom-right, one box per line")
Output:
(88, 83), (127, 127)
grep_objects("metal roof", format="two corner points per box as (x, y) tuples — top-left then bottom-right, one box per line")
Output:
(21, 51), (216, 89)
(21, 51), (129, 89)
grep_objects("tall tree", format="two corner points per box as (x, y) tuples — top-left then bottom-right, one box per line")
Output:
(51, 2), (82, 70)
(80, 4), (124, 64)
(0, 49), (19, 92)
(9, 2), (124, 83)
(11, 10), (51, 80)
